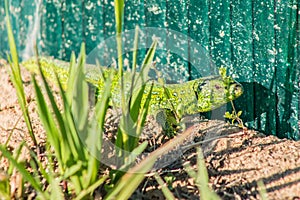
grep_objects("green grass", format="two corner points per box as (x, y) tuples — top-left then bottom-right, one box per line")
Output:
(4, 0), (37, 147)
(184, 147), (221, 200)
(1, 0), (267, 199)
(1, 0), (159, 198)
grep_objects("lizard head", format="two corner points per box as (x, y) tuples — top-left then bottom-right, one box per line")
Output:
(193, 76), (243, 112)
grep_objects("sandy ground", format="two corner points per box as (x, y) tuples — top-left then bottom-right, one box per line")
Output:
(0, 60), (299, 199)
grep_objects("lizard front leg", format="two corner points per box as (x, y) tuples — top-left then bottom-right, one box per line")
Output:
(155, 108), (183, 139)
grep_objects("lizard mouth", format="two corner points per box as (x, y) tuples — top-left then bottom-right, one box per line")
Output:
(229, 83), (243, 99)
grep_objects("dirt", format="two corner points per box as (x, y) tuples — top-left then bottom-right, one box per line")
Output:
(0, 60), (300, 199)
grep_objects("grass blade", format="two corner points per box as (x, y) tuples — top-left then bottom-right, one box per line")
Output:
(85, 70), (114, 188)
(257, 179), (269, 200)
(74, 175), (109, 200)
(31, 76), (65, 168)
(0, 145), (48, 199)
(114, 0), (124, 34)
(154, 173), (175, 200)
(4, 0), (37, 146)
(184, 147), (220, 200)
(134, 40), (157, 88)
(49, 178), (64, 200)
(106, 126), (198, 199)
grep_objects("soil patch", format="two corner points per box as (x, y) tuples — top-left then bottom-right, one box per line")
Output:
(0, 60), (299, 199)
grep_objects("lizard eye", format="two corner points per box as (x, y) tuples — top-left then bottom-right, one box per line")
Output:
(214, 84), (221, 90)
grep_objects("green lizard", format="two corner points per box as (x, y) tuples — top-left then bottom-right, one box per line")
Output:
(22, 57), (243, 134)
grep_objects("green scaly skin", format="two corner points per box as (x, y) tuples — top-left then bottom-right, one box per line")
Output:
(21, 57), (243, 125)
